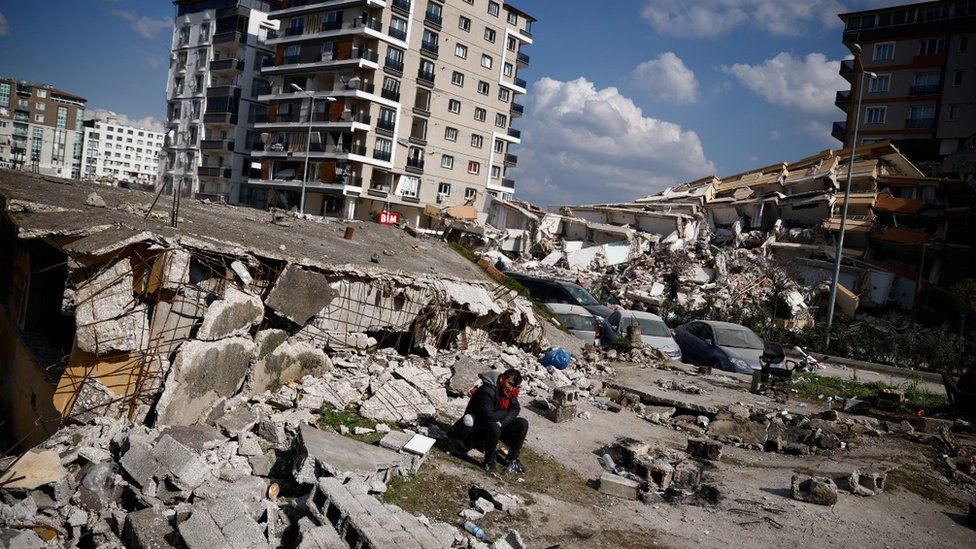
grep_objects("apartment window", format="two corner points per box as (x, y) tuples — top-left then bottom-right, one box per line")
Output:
(477, 81), (490, 95)
(192, 100), (201, 119)
(386, 47), (404, 71)
(918, 38), (945, 56)
(444, 126), (458, 141)
(437, 182), (451, 196)
(174, 76), (185, 95)
(914, 72), (940, 89)
(507, 36), (517, 52)
(484, 28), (496, 43)
(868, 74), (890, 92)
(419, 58), (435, 80)
(448, 99), (461, 113)
(467, 161), (480, 174)
(465, 187), (477, 199)
(389, 17), (407, 40)
(909, 105), (936, 121)
(494, 139), (505, 153)
(495, 113), (507, 127)
(399, 175), (420, 198)
(873, 42), (895, 61)
(960, 36), (970, 52)
(953, 70), (964, 86)
(865, 106), (886, 124)
(0, 83), (10, 107)
(471, 134), (483, 148)
(374, 137), (393, 159)
(179, 25), (190, 46)
(474, 107), (486, 121)
(451, 71), (465, 87)
(378, 107), (396, 131)
(441, 155), (454, 169)
(455, 44), (468, 59)
(422, 29), (439, 53)
(948, 104), (960, 120)
(498, 88), (510, 102)
(458, 15), (471, 31)
(491, 165), (501, 178)
(503, 62), (513, 77)
(488, 2), (499, 16)
(507, 11), (518, 25)
(200, 22), (211, 42)
(56, 106), (68, 129)
(34, 114), (44, 123)
(481, 54), (493, 68)
(36, 89), (47, 98)
(35, 101), (45, 111)
(17, 99), (27, 109)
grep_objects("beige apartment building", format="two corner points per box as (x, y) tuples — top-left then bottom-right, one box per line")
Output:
(246, 0), (534, 225)
(834, 0), (976, 162)
(0, 77), (87, 178)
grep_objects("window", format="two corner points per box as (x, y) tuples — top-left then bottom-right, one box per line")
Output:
(451, 71), (465, 86)
(458, 15), (471, 31)
(438, 182), (451, 196)
(918, 38), (945, 56)
(422, 29), (439, 53)
(455, 43), (468, 59)
(488, 1), (500, 16)
(200, 22), (211, 42)
(494, 139), (505, 153)
(495, 113), (507, 127)
(35, 101), (45, 111)
(961, 36), (970, 53)
(399, 175), (420, 198)
(0, 83), (10, 107)
(465, 187), (477, 199)
(948, 104), (960, 120)
(481, 54), (493, 68)
(491, 165), (501, 178)
(471, 134), (483, 148)
(56, 106), (68, 128)
(507, 36), (517, 51)
(444, 126), (458, 141)
(34, 114), (44, 123)
(284, 45), (300, 64)
(498, 88), (510, 102)
(477, 81), (490, 95)
(386, 47), (404, 71)
(953, 70), (963, 86)
(507, 10), (518, 25)
(873, 42), (895, 61)
(390, 17), (407, 40)
(17, 98), (27, 109)
(503, 62), (513, 77)
(374, 137), (392, 159)
(909, 105), (936, 120)
(467, 161), (481, 174)
(178, 25), (190, 46)
(865, 106), (886, 124)
(36, 89), (47, 98)
(914, 72), (941, 89)
(448, 99), (461, 113)
(869, 74), (890, 92)
(484, 28), (496, 43)
(441, 155), (454, 169)
(474, 107), (486, 121)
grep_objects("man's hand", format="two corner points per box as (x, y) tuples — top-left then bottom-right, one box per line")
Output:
(497, 421), (502, 429)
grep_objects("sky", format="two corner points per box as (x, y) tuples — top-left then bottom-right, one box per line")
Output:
(0, 0), (899, 205)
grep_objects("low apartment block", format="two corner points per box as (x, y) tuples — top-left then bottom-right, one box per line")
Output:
(834, 0), (976, 162)
(245, 0), (535, 224)
(0, 76), (87, 178)
(162, 0), (281, 201)
(81, 116), (165, 187)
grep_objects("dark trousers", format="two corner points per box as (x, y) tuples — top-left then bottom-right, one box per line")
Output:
(469, 417), (528, 465)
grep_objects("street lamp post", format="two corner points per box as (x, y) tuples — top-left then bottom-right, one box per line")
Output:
(823, 43), (877, 351)
(290, 83), (335, 215)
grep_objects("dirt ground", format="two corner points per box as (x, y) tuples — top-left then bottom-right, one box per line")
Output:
(385, 361), (976, 548)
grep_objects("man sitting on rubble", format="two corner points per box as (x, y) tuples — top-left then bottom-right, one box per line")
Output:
(447, 368), (528, 475)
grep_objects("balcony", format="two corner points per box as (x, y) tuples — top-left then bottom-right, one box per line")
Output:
(373, 149), (392, 162)
(508, 128), (521, 139)
(406, 157), (424, 173)
(209, 58), (245, 72)
(321, 17), (381, 33)
(831, 121), (847, 142)
(835, 90), (851, 111)
(284, 25), (305, 36)
(384, 57), (404, 74)
(424, 10), (442, 28)
(213, 31), (244, 45)
(381, 87), (400, 101)
(377, 119), (396, 134)
(905, 117), (936, 129)
(517, 52), (530, 66)
(391, 0), (410, 16)
(206, 85), (241, 99)
(417, 69), (436, 87)
(910, 84), (941, 96)
(514, 77), (527, 89)
(421, 40), (439, 57)
(198, 166), (232, 178)
(502, 178), (515, 189)
(388, 26), (407, 41)
(504, 153), (518, 167)
(204, 112), (239, 125)
(839, 59), (855, 81)
(510, 102), (524, 117)
(201, 139), (235, 151)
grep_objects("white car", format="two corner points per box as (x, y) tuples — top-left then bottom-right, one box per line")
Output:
(545, 303), (600, 346)
(606, 310), (682, 359)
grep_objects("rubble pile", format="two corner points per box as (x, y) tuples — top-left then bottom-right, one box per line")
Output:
(596, 437), (720, 505)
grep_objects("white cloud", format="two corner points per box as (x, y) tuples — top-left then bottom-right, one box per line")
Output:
(721, 52), (846, 116)
(112, 10), (170, 39)
(631, 52), (700, 104)
(640, 0), (850, 37)
(514, 77), (715, 207)
(0, 12), (9, 37)
(86, 108), (166, 133)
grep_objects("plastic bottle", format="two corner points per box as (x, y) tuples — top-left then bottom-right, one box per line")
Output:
(464, 521), (488, 542)
(600, 453), (617, 474)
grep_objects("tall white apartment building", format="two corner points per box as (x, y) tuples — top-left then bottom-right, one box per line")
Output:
(81, 116), (165, 187)
(246, 0), (535, 224)
(0, 76), (87, 178)
(162, 0), (280, 201)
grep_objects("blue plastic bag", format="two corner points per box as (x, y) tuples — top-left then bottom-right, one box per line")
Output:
(542, 348), (571, 370)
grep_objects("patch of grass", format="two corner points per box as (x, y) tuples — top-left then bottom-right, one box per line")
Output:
(789, 372), (947, 414)
(317, 404), (385, 444)
(514, 448), (593, 505)
(887, 465), (967, 509)
(542, 527), (663, 549)
(382, 463), (470, 524)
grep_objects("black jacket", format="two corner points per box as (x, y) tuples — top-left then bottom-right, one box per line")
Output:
(451, 372), (521, 440)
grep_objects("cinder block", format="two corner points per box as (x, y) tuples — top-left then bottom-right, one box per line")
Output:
(598, 473), (639, 500)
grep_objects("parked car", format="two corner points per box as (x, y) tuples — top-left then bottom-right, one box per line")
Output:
(505, 272), (615, 321)
(673, 320), (783, 373)
(544, 303), (601, 346)
(605, 311), (681, 359)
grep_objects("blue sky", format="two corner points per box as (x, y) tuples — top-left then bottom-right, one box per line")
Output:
(0, 0), (893, 205)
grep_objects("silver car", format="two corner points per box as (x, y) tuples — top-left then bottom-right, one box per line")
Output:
(545, 303), (600, 346)
(606, 311), (682, 359)
(674, 320), (783, 373)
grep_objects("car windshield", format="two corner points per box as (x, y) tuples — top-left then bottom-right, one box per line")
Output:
(620, 317), (671, 337)
(555, 313), (594, 331)
(561, 283), (600, 306)
(714, 326), (764, 349)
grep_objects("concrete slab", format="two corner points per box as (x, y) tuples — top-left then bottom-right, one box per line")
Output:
(293, 424), (403, 484)
(265, 265), (335, 326)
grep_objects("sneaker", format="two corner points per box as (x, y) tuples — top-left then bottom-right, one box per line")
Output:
(483, 461), (497, 475)
(506, 459), (526, 475)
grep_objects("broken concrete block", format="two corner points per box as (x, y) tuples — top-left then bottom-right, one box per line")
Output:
(378, 431), (413, 452)
(359, 379), (435, 423)
(297, 522), (346, 549)
(493, 493), (520, 512)
(251, 339), (332, 394)
(197, 285), (264, 341)
(686, 437), (723, 461)
(474, 497), (495, 515)
(264, 265), (334, 326)
(120, 440), (161, 488)
(0, 528), (47, 549)
(254, 328), (289, 360)
(215, 406), (259, 437)
(231, 260), (253, 286)
(670, 460), (703, 490)
(791, 475), (839, 506)
(598, 472), (640, 500)
(151, 434), (211, 490)
(393, 366), (449, 407)
(292, 424), (402, 484)
(178, 507), (228, 549)
(155, 337), (257, 426)
(123, 507), (178, 549)
(459, 508), (484, 521)
(0, 449), (67, 490)
(448, 356), (484, 396)
(74, 259), (149, 354)
(848, 469), (886, 497)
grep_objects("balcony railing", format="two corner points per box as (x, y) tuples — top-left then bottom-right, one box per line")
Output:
(417, 69), (436, 86)
(284, 25), (304, 36)
(424, 10), (442, 27)
(209, 58), (245, 72)
(381, 87), (401, 101)
(835, 90), (851, 105)
(388, 26), (407, 41)
(201, 139), (235, 151)
(385, 57), (404, 73)
(510, 102), (524, 116)
(508, 128), (521, 139)
(517, 52), (530, 66)
(391, 0), (410, 15)
(206, 85), (241, 98)
(373, 149), (392, 161)
(504, 153), (518, 166)
(502, 178), (515, 189)
(377, 119), (396, 132)
(910, 84), (941, 95)
(352, 48), (379, 63)
(840, 59), (854, 77)
(198, 166), (231, 178)
(213, 31), (244, 45)
(406, 157), (424, 171)
(831, 121), (847, 141)
(905, 117), (936, 129)
(514, 77), (527, 88)
(421, 40), (439, 56)
(204, 112), (239, 125)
